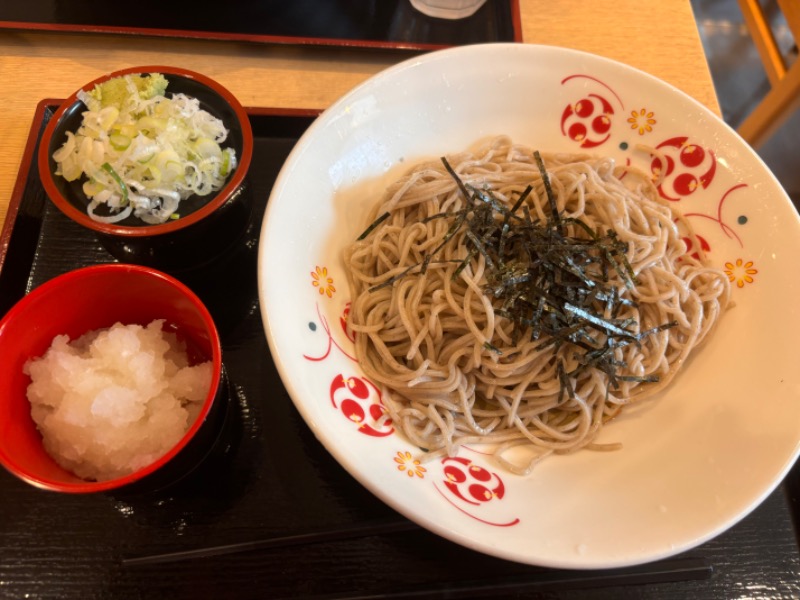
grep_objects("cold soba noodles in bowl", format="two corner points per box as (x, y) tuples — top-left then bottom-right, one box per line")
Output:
(259, 43), (800, 570)
(344, 136), (730, 474)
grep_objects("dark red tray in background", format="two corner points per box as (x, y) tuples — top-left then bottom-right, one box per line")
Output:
(0, 0), (522, 51)
(1, 101), (800, 599)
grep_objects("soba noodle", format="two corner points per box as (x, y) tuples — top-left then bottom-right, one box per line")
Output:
(344, 136), (729, 474)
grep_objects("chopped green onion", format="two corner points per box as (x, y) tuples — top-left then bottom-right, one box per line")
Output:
(109, 134), (131, 151)
(101, 162), (128, 206)
(220, 148), (234, 176)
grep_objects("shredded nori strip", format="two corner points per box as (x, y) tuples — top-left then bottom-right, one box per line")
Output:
(483, 341), (503, 355)
(357, 152), (678, 392)
(557, 360), (576, 402)
(357, 211), (390, 241)
(534, 151), (562, 234)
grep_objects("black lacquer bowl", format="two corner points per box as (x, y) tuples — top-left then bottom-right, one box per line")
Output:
(38, 66), (254, 274)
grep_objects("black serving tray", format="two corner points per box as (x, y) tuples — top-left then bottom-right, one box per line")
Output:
(1, 101), (800, 599)
(0, 0), (522, 52)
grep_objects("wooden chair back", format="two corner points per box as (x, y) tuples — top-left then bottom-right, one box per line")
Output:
(736, 0), (800, 148)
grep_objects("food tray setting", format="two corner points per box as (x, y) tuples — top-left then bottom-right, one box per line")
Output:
(1, 100), (799, 599)
(0, 0), (522, 51)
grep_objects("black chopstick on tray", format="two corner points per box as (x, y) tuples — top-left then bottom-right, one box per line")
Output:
(121, 519), (419, 566)
(289, 556), (712, 600)
(122, 518), (711, 597)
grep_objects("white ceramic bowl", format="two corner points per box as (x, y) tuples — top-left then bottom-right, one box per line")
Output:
(258, 43), (800, 569)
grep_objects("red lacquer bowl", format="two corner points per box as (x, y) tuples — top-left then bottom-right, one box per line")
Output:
(38, 66), (254, 274)
(0, 264), (226, 493)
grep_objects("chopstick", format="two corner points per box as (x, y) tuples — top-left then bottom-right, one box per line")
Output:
(121, 519), (419, 566)
(122, 520), (711, 597)
(291, 556), (712, 600)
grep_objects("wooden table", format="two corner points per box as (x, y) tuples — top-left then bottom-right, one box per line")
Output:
(0, 0), (718, 232)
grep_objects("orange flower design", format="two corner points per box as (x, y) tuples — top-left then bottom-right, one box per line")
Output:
(724, 258), (758, 288)
(394, 451), (426, 479)
(627, 108), (656, 135)
(311, 266), (336, 298)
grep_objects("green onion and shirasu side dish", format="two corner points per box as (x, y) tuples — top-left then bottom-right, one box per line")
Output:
(52, 73), (237, 225)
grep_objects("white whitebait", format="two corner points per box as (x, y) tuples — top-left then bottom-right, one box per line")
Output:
(53, 73), (237, 225)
